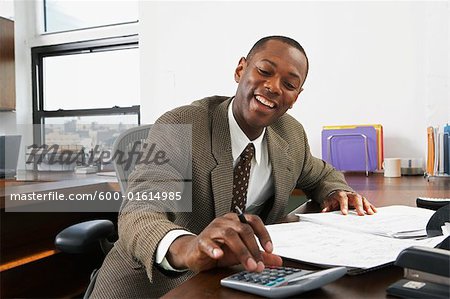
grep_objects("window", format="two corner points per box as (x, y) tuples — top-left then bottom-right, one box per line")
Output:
(31, 35), (140, 147)
(43, 46), (139, 110)
(43, 0), (138, 33)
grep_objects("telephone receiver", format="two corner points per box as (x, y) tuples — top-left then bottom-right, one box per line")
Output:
(386, 204), (450, 299)
(426, 204), (450, 249)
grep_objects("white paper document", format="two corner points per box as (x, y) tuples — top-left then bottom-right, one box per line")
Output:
(264, 205), (446, 272)
(266, 221), (446, 271)
(296, 205), (434, 239)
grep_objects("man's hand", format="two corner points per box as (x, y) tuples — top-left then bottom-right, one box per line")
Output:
(321, 190), (377, 216)
(166, 213), (282, 273)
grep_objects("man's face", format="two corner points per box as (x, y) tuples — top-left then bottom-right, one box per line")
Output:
(233, 40), (307, 138)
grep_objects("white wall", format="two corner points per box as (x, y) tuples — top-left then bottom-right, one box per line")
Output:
(0, 0), (14, 20)
(0, 0), (33, 166)
(140, 1), (449, 161)
(5, 1), (449, 168)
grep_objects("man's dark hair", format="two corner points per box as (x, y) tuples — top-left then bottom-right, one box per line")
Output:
(246, 36), (309, 84)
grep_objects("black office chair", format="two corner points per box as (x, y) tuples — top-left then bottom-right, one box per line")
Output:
(55, 220), (116, 298)
(55, 125), (152, 298)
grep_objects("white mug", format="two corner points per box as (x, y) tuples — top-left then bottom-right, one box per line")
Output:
(383, 158), (402, 178)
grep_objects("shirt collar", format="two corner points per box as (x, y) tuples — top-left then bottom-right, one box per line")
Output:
(228, 98), (265, 165)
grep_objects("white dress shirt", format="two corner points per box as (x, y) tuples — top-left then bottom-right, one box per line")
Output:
(155, 98), (274, 271)
(228, 98), (274, 213)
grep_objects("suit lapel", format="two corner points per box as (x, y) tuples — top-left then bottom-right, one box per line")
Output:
(265, 127), (294, 224)
(210, 99), (234, 218)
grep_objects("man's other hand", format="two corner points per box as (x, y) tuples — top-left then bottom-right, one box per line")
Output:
(321, 190), (377, 216)
(166, 213), (282, 273)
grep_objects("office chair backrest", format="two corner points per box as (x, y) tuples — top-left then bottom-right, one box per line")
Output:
(112, 125), (152, 194)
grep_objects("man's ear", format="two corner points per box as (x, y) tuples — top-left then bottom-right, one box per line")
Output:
(290, 88), (304, 109)
(234, 57), (247, 83)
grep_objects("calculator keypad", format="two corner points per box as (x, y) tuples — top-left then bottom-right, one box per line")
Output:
(228, 266), (308, 287)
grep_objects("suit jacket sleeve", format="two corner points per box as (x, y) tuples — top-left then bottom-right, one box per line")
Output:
(117, 110), (193, 283)
(295, 125), (354, 204)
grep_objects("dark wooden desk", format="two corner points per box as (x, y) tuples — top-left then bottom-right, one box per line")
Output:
(162, 174), (450, 299)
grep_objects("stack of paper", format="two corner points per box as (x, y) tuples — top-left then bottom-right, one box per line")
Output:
(297, 205), (432, 239)
(265, 206), (446, 274)
(321, 124), (383, 172)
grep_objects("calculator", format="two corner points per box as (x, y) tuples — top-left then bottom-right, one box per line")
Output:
(220, 266), (347, 298)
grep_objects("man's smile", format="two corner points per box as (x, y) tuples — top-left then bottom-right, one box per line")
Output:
(254, 95), (276, 109)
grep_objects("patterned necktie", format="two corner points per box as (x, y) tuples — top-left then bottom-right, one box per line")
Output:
(231, 143), (255, 212)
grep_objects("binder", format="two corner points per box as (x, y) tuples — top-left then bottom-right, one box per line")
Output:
(445, 124), (450, 175)
(321, 126), (378, 172)
(427, 127), (435, 175)
(323, 124), (383, 170)
(434, 127), (439, 175)
(438, 131), (445, 174)
(444, 132), (449, 175)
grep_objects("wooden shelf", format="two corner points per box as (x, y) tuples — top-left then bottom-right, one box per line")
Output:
(0, 17), (15, 111)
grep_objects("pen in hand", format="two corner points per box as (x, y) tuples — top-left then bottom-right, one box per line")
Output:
(234, 206), (281, 271)
(235, 206), (249, 224)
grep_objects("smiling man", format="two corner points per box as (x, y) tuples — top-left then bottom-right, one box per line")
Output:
(232, 38), (307, 140)
(91, 36), (376, 298)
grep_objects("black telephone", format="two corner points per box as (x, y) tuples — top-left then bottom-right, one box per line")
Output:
(386, 204), (450, 299)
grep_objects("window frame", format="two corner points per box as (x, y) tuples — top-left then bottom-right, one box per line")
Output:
(42, 0), (139, 34)
(31, 35), (140, 144)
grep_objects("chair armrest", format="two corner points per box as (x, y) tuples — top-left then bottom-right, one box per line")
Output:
(55, 220), (115, 254)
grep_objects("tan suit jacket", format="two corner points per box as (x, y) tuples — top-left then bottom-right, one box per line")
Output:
(91, 96), (353, 298)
